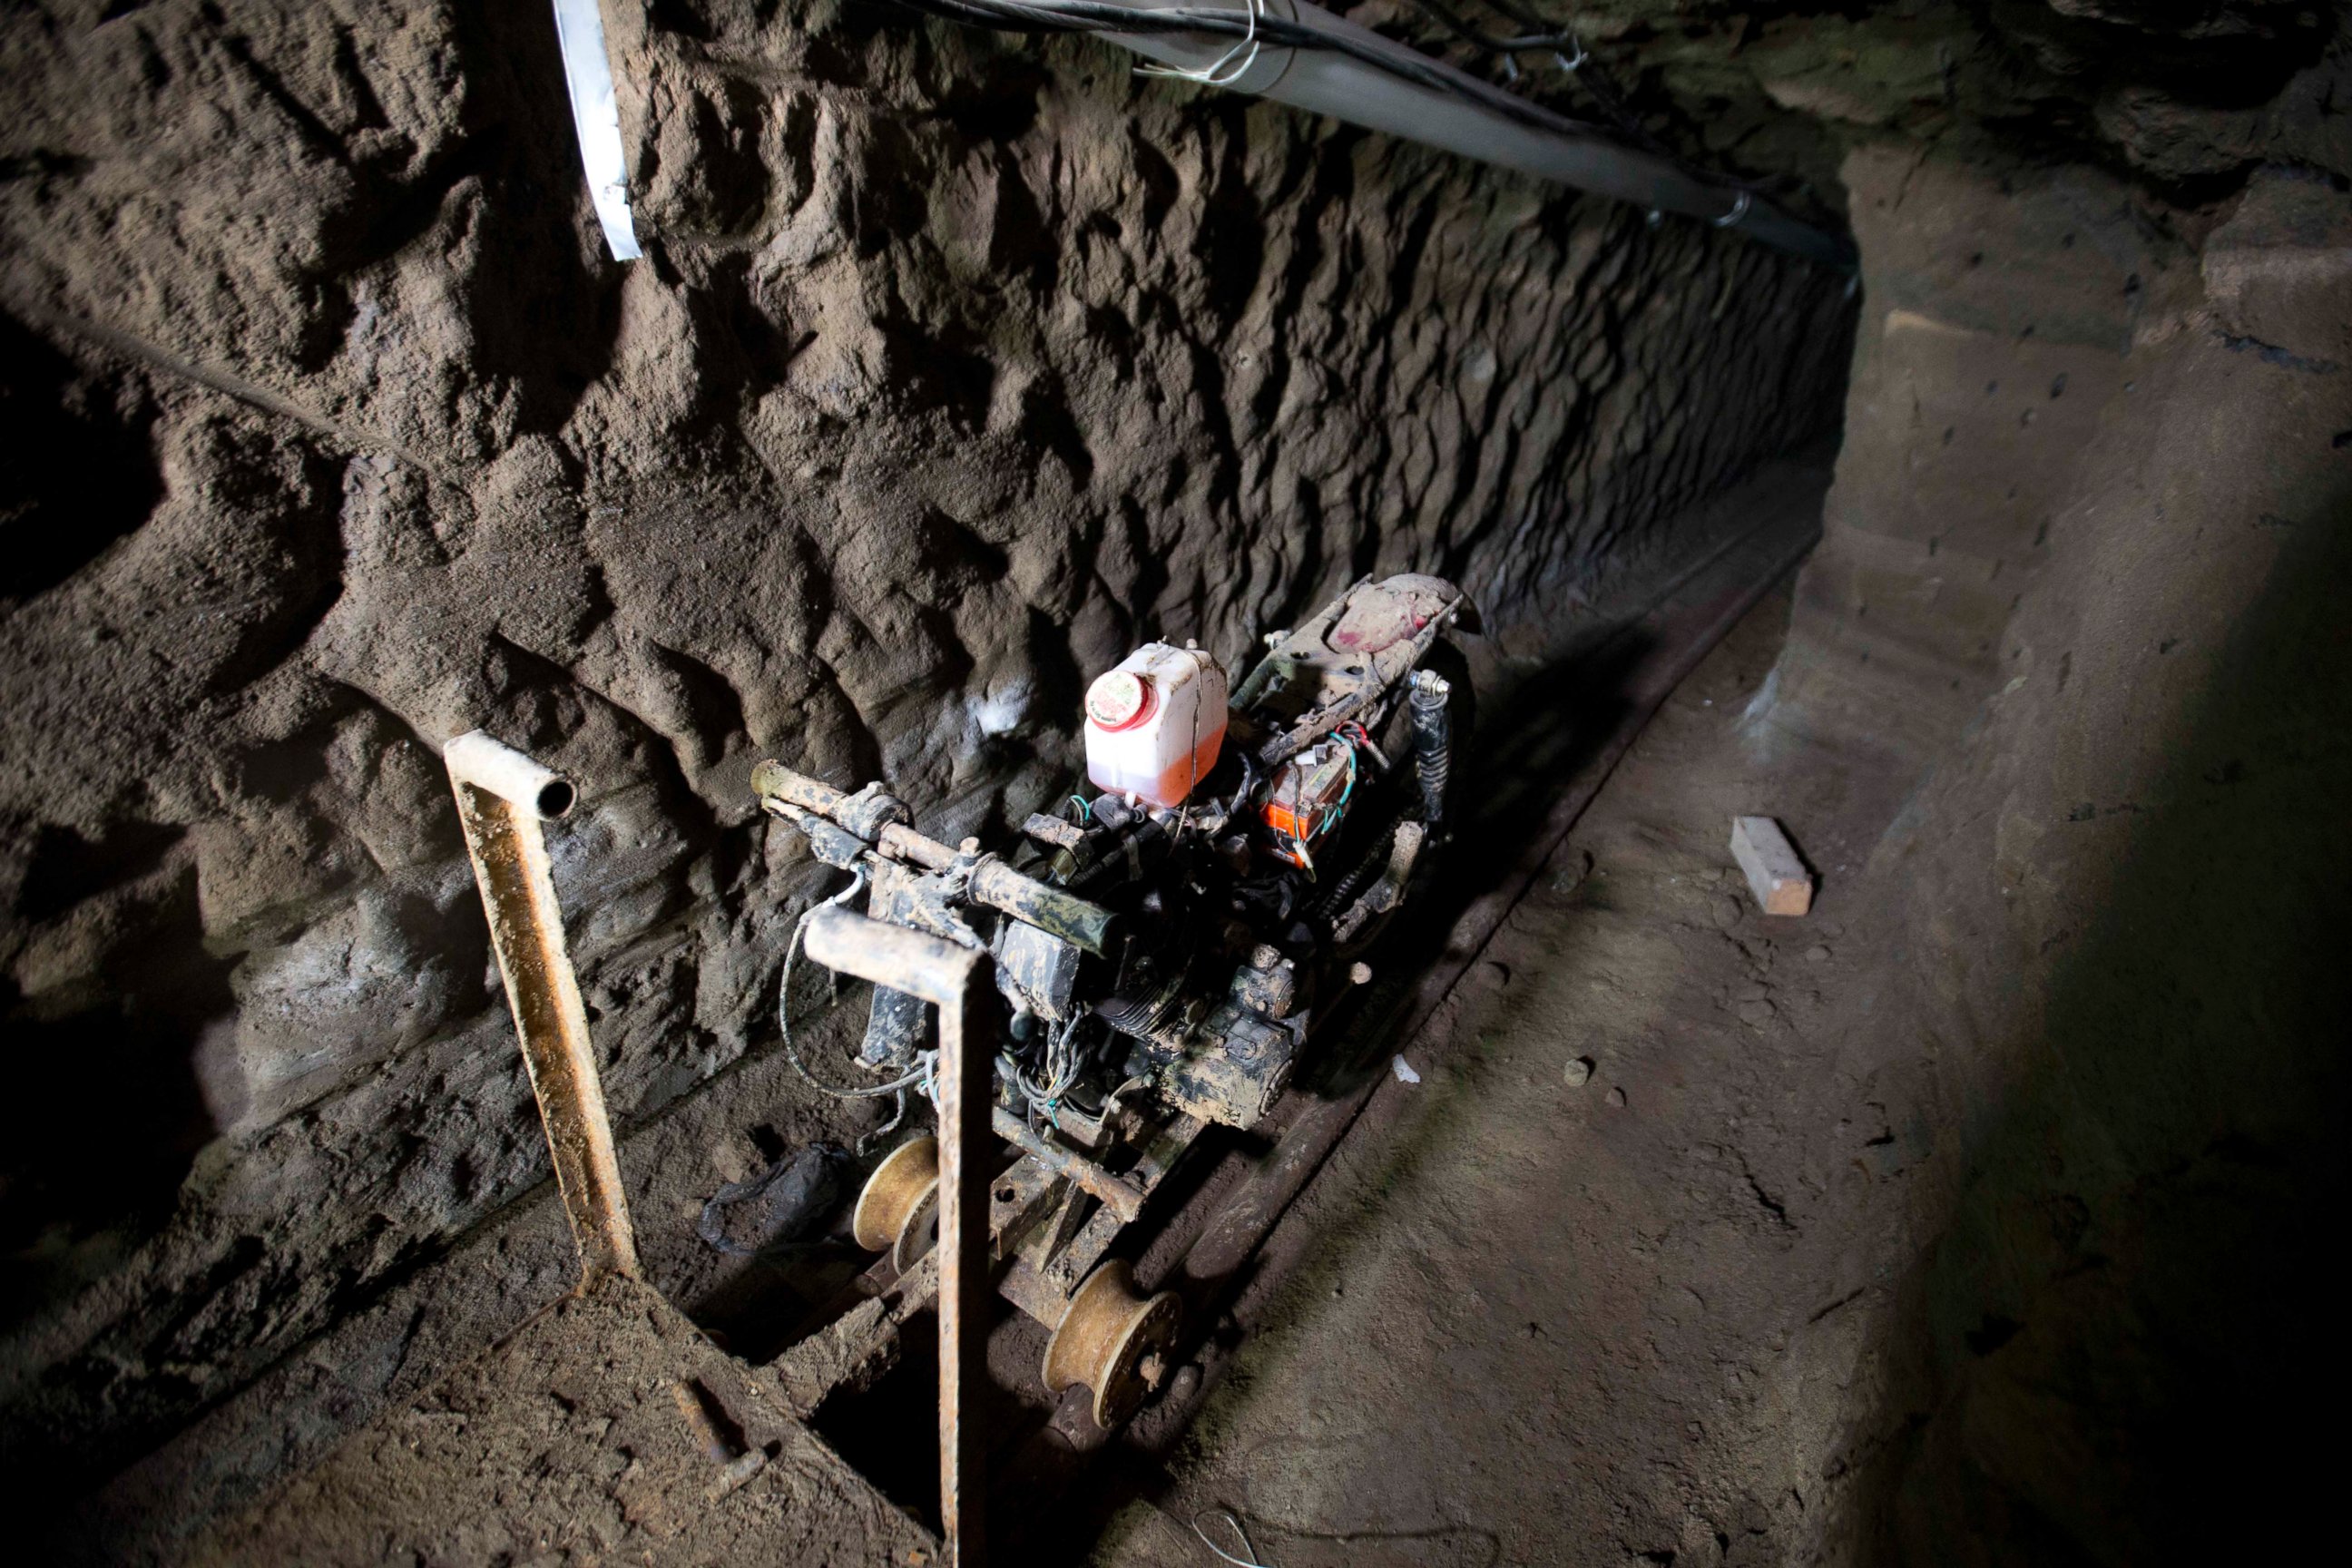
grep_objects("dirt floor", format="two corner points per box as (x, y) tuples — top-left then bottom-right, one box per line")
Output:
(1083, 576), (1934, 1566)
(185, 1274), (937, 1566)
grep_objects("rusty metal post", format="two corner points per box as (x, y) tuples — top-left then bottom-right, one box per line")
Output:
(444, 731), (640, 1289)
(802, 906), (993, 1568)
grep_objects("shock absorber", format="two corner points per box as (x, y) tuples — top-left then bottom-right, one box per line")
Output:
(1408, 668), (1452, 828)
(1318, 814), (1400, 919)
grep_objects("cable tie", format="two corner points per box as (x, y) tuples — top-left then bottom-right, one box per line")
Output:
(1711, 190), (1751, 228)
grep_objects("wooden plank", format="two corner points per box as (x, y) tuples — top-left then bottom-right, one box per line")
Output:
(1730, 815), (1813, 915)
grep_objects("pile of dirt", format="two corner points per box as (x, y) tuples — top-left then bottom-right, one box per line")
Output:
(188, 1273), (936, 1566)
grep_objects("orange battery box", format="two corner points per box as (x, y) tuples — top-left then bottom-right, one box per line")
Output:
(1260, 742), (1353, 868)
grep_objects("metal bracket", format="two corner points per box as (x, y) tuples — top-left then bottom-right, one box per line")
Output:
(445, 731), (640, 1289)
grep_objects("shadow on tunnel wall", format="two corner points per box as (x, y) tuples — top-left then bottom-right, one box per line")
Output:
(1841, 478), (2352, 1563)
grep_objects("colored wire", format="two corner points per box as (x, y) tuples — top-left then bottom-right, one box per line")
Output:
(1004, 1015), (1085, 1122)
(1137, 0), (1266, 84)
(1194, 1509), (1278, 1567)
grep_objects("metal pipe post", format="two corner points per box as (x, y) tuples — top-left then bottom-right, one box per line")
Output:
(444, 731), (640, 1289)
(802, 906), (995, 1568)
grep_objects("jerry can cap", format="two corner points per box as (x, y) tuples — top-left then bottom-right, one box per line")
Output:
(1086, 670), (1154, 730)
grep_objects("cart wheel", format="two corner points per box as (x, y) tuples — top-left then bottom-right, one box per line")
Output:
(1042, 1259), (1182, 1430)
(851, 1134), (939, 1271)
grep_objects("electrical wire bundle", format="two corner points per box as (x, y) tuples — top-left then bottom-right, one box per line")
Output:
(893, 0), (1610, 144)
(775, 867), (942, 1152)
(1271, 732), (1360, 877)
(883, 0), (1765, 207)
(1003, 1014), (1089, 1119)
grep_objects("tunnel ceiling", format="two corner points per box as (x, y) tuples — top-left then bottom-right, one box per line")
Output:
(1514, 0), (2347, 201)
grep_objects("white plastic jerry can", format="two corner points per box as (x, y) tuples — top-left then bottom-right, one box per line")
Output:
(1083, 643), (1229, 808)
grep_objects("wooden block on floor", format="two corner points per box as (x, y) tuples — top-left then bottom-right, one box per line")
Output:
(1730, 816), (1813, 916)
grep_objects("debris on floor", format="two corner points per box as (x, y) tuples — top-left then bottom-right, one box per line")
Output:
(1730, 814), (1814, 916)
(186, 1277), (936, 1566)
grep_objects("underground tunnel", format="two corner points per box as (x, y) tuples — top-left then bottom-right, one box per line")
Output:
(2, 0), (2347, 1563)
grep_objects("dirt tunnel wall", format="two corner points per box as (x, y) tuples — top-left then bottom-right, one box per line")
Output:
(0, 0), (1856, 1527)
(1751, 145), (2352, 1563)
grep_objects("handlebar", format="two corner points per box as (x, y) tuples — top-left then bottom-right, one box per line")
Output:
(753, 760), (1115, 955)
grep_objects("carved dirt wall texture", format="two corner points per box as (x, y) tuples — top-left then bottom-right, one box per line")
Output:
(0, 0), (1855, 1508)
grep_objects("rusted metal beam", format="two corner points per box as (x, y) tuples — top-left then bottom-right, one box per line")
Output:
(989, 1108), (1147, 1224)
(1041, 1114), (1204, 1298)
(444, 731), (639, 1289)
(801, 906), (992, 1568)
